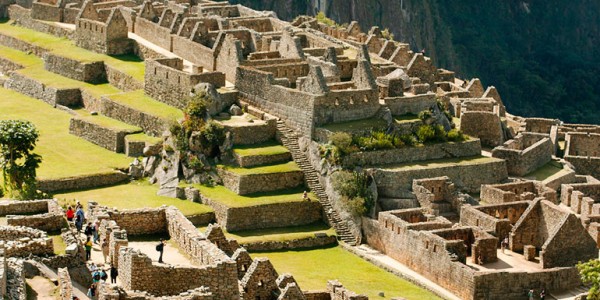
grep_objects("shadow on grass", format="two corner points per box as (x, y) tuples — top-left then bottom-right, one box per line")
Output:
(110, 53), (143, 63)
(228, 221), (331, 237)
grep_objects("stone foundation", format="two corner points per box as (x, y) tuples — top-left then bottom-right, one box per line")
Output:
(38, 171), (129, 192)
(69, 117), (141, 153)
(218, 167), (304, 195)
(43, 52), (106, 83)
(4, 71), (82, 107)
(0, 226), (54, 258)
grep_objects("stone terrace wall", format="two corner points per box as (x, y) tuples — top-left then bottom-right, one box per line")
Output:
(0, 226), (54, 257)
(8, 5), (73, 39)
(460, 111), (504, 147)
(6, 200), (65, 232)
(105, 208), (167, 236)
(491, 133), (553, 176)
(43, 52), (107, 83)
(57, 267), (73, 300)
(0, 200), (48, 216)
(38, 171), (129, 192)
(341, 139), (481, 167)
(118, 248), (239, 299)
(69, 117), (141, 153)
(5, 71), (82, 107)
(383, 93), (437, 116)
(217, 167), (304, 195)
(100, 96), (168, 136)
(0, 253), (5, 299)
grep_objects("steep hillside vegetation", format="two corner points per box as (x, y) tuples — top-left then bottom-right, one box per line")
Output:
(234, 0), (600, 124)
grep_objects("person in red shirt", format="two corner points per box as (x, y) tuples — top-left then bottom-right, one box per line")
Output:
(66, 206), (75, 222)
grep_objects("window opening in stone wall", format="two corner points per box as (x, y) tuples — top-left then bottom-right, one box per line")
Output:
(433, 245), (437, 252)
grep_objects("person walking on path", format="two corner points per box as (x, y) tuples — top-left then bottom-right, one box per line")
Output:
(156, 238), (165, 263)
(66, 206), (74, 222)
(75, 207), (85, 232)
(101, 238), (110, 263)
(540, 289), (546, 300)
(93, 220), (100, 244)
(527, 289), (534, 300)
(84, 236), (93, 261)
(84, 222), (93, 238)
(110, 264), (118, 284)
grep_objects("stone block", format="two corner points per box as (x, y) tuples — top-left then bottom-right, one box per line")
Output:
(524, 245), (536, 261)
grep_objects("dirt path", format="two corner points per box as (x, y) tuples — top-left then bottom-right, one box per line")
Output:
(26, 276), (57, 300)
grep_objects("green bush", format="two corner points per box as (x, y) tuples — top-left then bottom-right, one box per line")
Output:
(198, 120), (226, 157)
(330, 132), (355, 154)
(332, 170), (374, 216)
(183, 93), (210, 132)
(416, 125), (436, 143)
(188, 155), (205, 171)
(433, 124), (447, 142)
(418, 110), (433, 122)
(399, 134), (417, 146)
(447, 129), (466, 142)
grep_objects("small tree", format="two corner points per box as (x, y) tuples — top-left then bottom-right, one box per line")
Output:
(577, 259), (600, 299)
(0, 120), (42, 199)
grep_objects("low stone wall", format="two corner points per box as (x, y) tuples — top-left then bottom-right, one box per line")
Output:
(99, 284), (213, 300)
(6, 258), (25, 300)
(341, 139), (482, 167)
(118, 247), (239, 298)
(38, 171), (129, 192)
(0, 31), (47, 57)
(69, 117), (141, 153)
(0, 226), (54, 257)
(5, 71), (82, 107)
(103, 207), (167, 236)
(203, 195), (323, 231)
(218, 167), (304, 195)
(100, 96), (169, 136)
(241, 234), (337, 251)
(372, 157), (508, 198)
(186, 212), (216, 227)
(0, 252), (5, 299)
(8, 5), (72, 39)
(565, 156), (600, 180)
(492, 136), (553, 176)
(235, 151), (291, 168)
(6, 210), (64, 233)
(0, 200), (48, 216)
(383, 93), (437, 116)
(43, 52), (106, 84)
(223, 119), (276, 145)
(104, 65), (143, 92)
(0, 56), (24, 74)
(57, 268), (73, 300)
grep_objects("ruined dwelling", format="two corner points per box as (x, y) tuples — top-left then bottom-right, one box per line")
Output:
(0, 0), (599, 299)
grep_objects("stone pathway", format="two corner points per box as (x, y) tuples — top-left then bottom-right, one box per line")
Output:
(26, 276), (57, 300)
(466, 249), (541, 272)
(89, 240), (192, 268)
(349, 244), (461, 300)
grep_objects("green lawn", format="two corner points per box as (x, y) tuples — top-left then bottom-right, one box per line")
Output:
(0, 87), (132, 179)
(106, 90), (183, 121)
(252, 246), (440, 300)
(0, 20), (145, 81)
(200, 222), (335, 242)
(525, 160), (564, 181)
(50, 233), (67, 255)
(380, 156), (500, 170)
(233, 141), (290, 157)
(195, 185), (314, 208)
(73, 109), (142, 132)
(218, 161), (301, 175)
(0, 44), (43, 67)
(125, 132), (163, 144)
(321, 118), (387, 132)
(54, 180), (213, 216)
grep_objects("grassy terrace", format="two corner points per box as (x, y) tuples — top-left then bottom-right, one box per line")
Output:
(106, 90), (184, 121)
(218, 161), (300, 175)
(0, 44), (42, 67)
(378, 156), (501, 170)
(0, 87), (131, 179)
(0, 20), (145, 82)
(198, 222), (335, 243)
(194, 185), (314, 208)
(526, 160), (564, 181)
(55, 180), (213, 216)
(50, 233), (66, 255)
(125, 132), (163, 144)
(252, 246), (440, 300)
(73, 109), (142, 132)
(233, 141), (289, 157)
(321, 118), (387, 132)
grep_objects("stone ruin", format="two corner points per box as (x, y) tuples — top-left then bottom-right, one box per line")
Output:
(0, 0), (599, 298)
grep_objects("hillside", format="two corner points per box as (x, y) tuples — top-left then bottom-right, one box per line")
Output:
(233, 0), (600, 124)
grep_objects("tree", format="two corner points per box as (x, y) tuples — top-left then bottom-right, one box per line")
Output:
(577, 259), (600, 299)
(0, 120), (42, 199)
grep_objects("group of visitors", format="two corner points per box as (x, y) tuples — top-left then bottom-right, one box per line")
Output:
(86, 262), (118, 298)
(65, 201), (86, 233)
(528, 288), (546, 300)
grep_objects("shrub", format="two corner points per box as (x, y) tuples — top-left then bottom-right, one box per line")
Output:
(330, 132), (354, 154)
(332, 170), (374, 216)
(183, 93), (210, 132)
(188, 155), (204, 171)
(447, 129), (466, 142)
(418, 110), (433, 122)
(399, 134), (417, 146)
(198, 120), (226, 157)
(433, 124), (447, 142)
(416, 124), (436, 143)
(341, 196), (366, 217)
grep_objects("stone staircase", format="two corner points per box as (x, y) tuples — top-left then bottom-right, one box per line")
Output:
(276, 120), (359, 246)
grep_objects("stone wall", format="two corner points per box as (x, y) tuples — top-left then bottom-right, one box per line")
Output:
(6, 258), (26, 300)
(383, 93), (437, 116)
(525, 118), (560, 134)
(0, 253), (5, 299)
(217, 167), (304, 195)
(8, 5), (73, 39)
(201, 194), (323, 231)
(57, 267), (73, 300)
(98, 207), (167, 236)
(460, 111), (504, 147)
(0, 200), (48, 216)
(118, 247), (239, 299)
(223, 118), (277, 146)
(0, 226), (54, 257)
(491, 133), (553, 176)
(100, 96), (169, 136)
(240, 234), (337, 251)
(104, 65), (143, 91)
(460, 202), (530, 242)
(371, 157), (508, 198)
(43, 52), (106, 83)
(37, 171), (129, 192)
(69, 117), (141, 153)
(341, 139), (481, 168)
(0, 199), (65, 232)
(5, 71), (82, 107)
(480, 181), (557, 204)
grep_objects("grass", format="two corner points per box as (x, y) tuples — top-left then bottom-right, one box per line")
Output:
(106, 90), (184, 121)
(0, 44), (43, 67)
(218, 161), (301, 175)
(251, 246), (440, 300)
(380, 156), (501, 170)
(233, 141), (290, 157)
(321, 118), (387, 132)
(194, 185), (314, 208)
(0, 20), (145, 81)
(125, 132), (162, 144)
(525, 160), (564, 181)
(50, 233), (67, 255)
(73, 109), (142, 132)
(202, 222), (335, 243)
(0, 87), (132, 179)
(394, 113), (420, 124)
(54, 180), (214, 216)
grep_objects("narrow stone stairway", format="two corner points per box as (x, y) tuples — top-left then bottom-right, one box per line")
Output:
(276, 120), (359, 246)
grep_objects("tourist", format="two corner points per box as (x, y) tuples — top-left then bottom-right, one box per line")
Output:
(86, 283), (96, 298)
(303, 190), (309, 201)
(527, 289), (534, 300)
(89, 262), (97, 272)
(101, 238), (109, 263)
(156, 238), (165, 263)
(540, 289), (546, 300)
(92, 220), (99, 244)
(84, 222), (94, 238)
(110, 264), (118, 284)
(66, 206), (75, 222)
(92, 269), (101, 283)
(75, 207), (85, 232)
(85, 236), (93, 261)
(502, 237), (509, 253)
(76, 201), (82, 211)
(100, 268), (108, 282)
